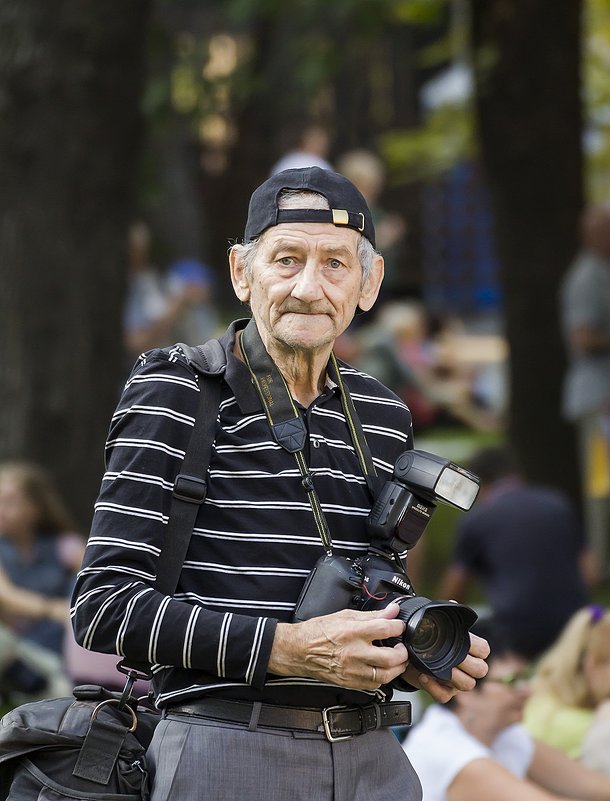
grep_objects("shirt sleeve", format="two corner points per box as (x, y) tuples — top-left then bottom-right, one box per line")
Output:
(70, 349), (277, 690)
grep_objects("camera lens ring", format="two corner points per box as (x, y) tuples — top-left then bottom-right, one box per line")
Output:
(393, 596), (474, 680)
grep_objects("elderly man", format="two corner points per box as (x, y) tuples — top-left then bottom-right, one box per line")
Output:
(72, 167), (488, 801)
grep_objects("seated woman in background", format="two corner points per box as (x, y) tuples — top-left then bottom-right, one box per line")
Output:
(0, 461), (143, 700)
(402, 618), (610, 801)
(0, 461), (86, 699)
(523, 605), (610, 771)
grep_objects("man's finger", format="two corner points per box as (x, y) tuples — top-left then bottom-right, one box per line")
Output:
(468, 632), (491, 659)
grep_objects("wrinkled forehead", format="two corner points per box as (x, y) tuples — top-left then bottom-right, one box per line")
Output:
(257, 222), (362, 257)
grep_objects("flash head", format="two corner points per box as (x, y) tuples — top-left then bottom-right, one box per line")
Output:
(366, 449), (480, 553)
(393, 450), (479, 511)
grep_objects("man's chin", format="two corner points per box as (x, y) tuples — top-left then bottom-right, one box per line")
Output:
(276, 316), (336, 349)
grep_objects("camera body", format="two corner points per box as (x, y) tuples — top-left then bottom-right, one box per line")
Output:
(293, 552), (412, 623)
(292, 450), (480, 682)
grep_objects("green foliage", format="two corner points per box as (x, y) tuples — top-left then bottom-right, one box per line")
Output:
(584, 0), (610, 201)
(415, 32), (456, 69)
(225, 0), (445, 27)
(140, 0), (457, 187)
(381, 101), (475, 184)
(390, 0), (447, 24)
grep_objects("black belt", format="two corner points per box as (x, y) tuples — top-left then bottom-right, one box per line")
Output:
(167, 698), (412, 743)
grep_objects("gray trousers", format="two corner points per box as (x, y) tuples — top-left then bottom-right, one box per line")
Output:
(148, 712), (422, 801)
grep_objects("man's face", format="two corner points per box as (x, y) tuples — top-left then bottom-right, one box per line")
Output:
(230, 222), (383, 353)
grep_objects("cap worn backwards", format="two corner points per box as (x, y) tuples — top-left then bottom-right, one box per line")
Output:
(244, 166), (376, 248)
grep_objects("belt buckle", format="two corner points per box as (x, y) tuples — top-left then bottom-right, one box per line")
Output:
(321, 705), (354, 743)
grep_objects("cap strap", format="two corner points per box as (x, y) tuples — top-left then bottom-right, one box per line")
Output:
(275, 208), (366, 233)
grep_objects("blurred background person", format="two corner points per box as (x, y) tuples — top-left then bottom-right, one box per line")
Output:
(438, 445), (597, 661)
(402, 617), (610, 801)
(0, 462), (83, 702)
(353, 300), (501, 432)
(270, 121), (333, 174)
(123, 221), (212, 362)
(336, 148), (407, 302)
(560, 204), (610, 582)
(0, 562), (70, 703)
(0, 461), (131, 701)
(166, 257), (221, 345)
(524, 605), (610, 766)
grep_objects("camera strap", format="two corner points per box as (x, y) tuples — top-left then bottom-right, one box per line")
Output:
(240, 319), (378, 555)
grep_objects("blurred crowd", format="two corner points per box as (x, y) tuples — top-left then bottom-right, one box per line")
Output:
(123, 220), (221, 367)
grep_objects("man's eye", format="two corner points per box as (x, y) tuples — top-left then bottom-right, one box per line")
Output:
(278, 257), (294, 266)
(329, 259), (343, 269)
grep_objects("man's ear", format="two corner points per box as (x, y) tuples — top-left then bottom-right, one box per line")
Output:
(229, 247), (251, 303)
(358, 254), (384, 313)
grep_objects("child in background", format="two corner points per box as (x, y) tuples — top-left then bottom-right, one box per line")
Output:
(524, 605), (610, 764)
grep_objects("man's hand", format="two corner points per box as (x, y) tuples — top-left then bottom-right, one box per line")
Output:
(268, 603), (409, 690)
(401, 632), (490, 703)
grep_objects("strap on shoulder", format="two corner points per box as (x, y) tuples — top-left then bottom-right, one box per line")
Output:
(118, 340), (225, 681)
(154, 356), (224, 598)
(177, 339), (226, 376)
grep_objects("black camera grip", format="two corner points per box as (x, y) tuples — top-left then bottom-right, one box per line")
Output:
(292, 555), (361, 623)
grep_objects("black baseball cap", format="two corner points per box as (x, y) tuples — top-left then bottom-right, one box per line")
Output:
(244, 166), (376, 248)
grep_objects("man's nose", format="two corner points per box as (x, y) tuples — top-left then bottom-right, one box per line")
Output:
(291, 261), (325, 302)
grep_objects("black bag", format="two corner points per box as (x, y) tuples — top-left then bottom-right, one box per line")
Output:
(0, 339), (227, 800)
(0, 684), (159, 800)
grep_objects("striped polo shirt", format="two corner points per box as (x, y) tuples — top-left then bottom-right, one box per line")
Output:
(71, 319), (414, 708)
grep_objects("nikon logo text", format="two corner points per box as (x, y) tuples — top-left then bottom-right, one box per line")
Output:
(391, 575), (410, 591)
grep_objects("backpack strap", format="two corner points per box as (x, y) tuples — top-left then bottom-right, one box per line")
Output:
(118, 340), (226, 681)
(176, 338), (227, 377)
(154, 339), (226, 596)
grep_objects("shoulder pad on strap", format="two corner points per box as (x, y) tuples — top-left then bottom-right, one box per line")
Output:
(177, 339), (226, 376)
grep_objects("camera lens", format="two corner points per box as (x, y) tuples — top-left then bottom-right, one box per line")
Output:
(411, 611), (449, 658)
(394, 596), (477, 681)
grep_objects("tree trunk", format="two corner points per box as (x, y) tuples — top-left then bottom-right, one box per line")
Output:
(471, 0), (583, 501)
(0, 0), (151, 528)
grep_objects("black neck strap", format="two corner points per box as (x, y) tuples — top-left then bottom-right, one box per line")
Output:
(326, 352), (378, 496)
(240, 319), (378, 554)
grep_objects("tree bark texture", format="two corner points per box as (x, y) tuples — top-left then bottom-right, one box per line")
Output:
(471, 0), (583, 500)
(0, 0), (151, 527)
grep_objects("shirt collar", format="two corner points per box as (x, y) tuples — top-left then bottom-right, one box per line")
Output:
(218, 319), (261, 414)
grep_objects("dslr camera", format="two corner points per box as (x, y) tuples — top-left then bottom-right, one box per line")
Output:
(292, 450), (480, 682)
